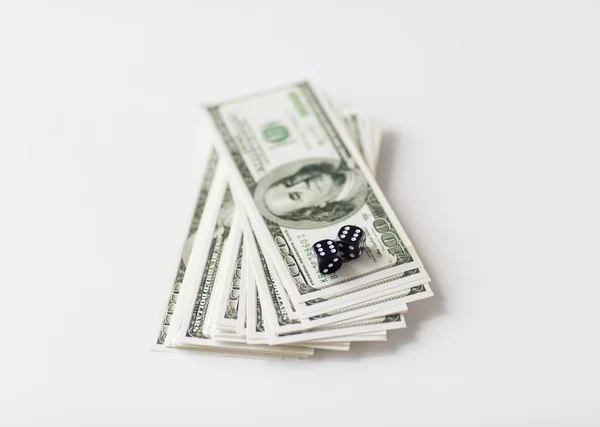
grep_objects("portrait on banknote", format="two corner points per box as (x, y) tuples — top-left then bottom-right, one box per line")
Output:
(254, 158), (368, 228)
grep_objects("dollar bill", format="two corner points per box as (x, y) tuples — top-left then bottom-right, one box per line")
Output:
(235, 237), (250, 336)
(204, 81), (428, 306)
(154, 148), (219, 348)
(167, 168), (234, 345)
(209, 102), (386, 337)
(228, 102), (427, 341)
(213, 236), (244, 333)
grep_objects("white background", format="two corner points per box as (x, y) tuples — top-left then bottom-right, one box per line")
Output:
(1, 1), (599, 426)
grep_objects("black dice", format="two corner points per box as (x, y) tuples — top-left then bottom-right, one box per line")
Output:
(336, 225), (366, 260)
(312, 239), (342, 274)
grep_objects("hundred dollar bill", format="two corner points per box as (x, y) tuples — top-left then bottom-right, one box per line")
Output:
(153, 148), (219, 349)
(237, 105), (429, 337)
(246, 271), (265, 343)
(163, 162), (230, 347)
(235, 237), (250, 336)
(204, 81), (428, 305)
(212, 236), (244, 334)
(210, 103), (382, 336)
(224, 100), (359, 332)
(201, 217), (243, 339)
(179, 184), (236, 344)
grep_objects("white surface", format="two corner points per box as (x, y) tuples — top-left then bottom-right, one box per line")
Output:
(2, 1), (599, 426)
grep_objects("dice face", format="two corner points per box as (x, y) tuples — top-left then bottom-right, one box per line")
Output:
(336, 225), (366, 260)
(312, 239), (342, 274)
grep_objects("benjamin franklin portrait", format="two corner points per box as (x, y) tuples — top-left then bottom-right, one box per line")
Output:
(254, 158), (368, 228)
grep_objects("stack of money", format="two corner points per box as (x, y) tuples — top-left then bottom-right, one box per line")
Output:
(153, 82), (432, 359)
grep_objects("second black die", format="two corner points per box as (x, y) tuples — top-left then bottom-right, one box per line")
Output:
(336, 225), (366, 260)
(312, 239), (342, 274)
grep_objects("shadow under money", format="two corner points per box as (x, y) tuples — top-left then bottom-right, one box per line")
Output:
(297, 132), (448, 361)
